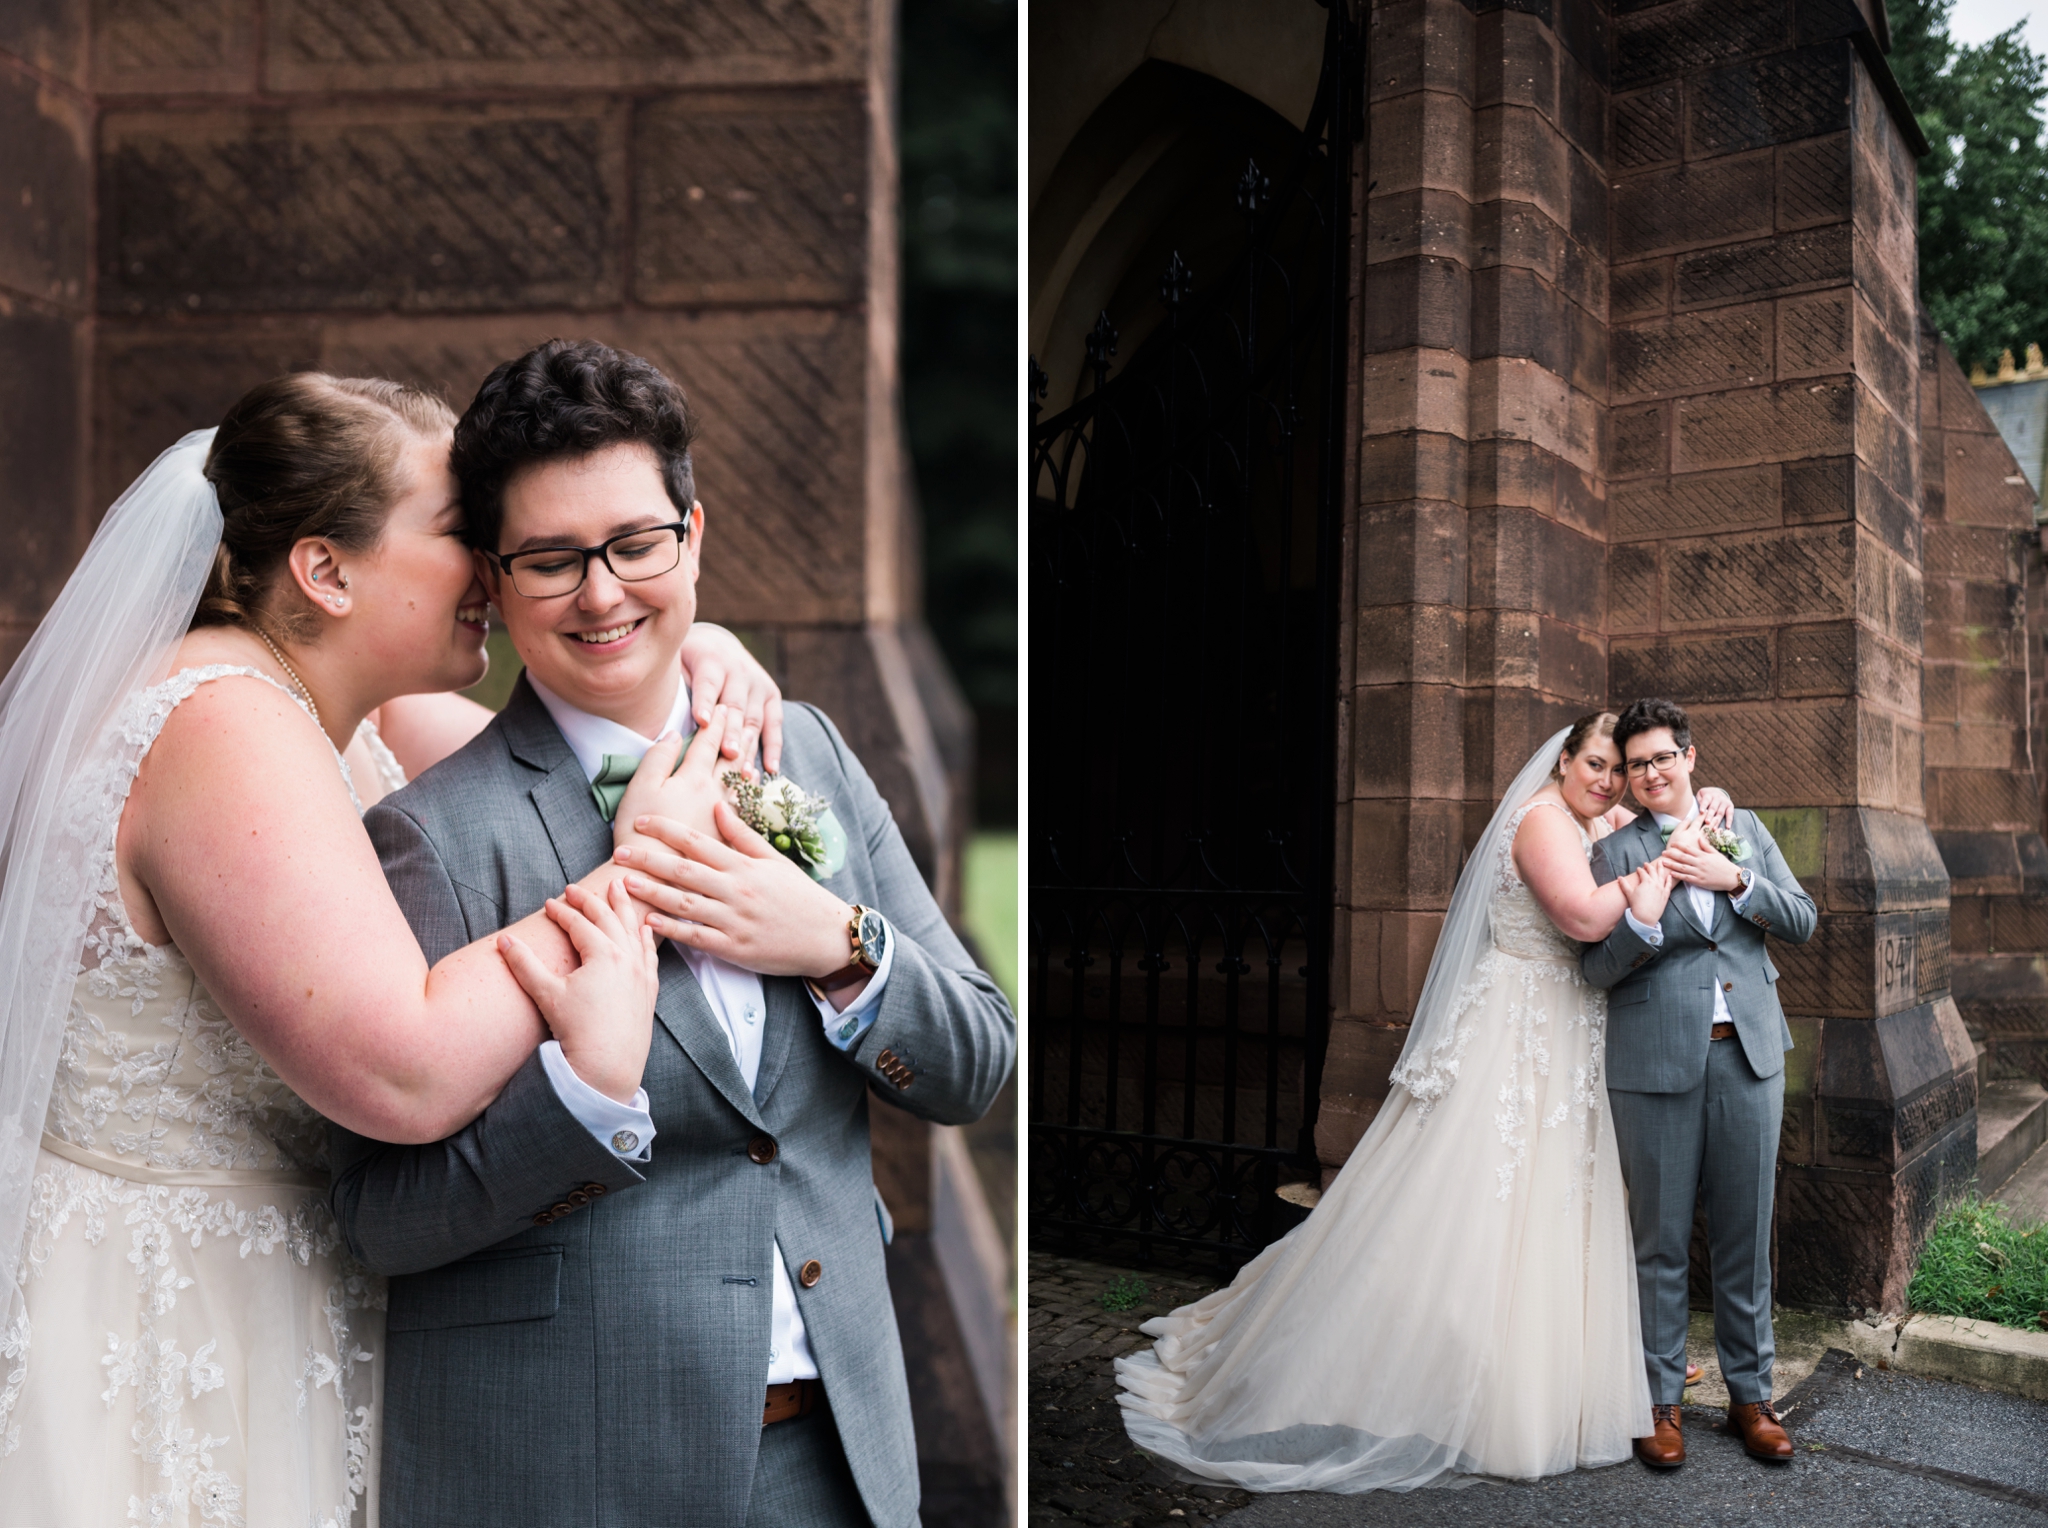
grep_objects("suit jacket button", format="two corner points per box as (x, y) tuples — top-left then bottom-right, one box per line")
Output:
(1707, 941), (1717, 951)
(799, 1259), (822, 1288)
(532, 1210), (554, 1227)
(1723, 981), (1734, 992)
(583, 1182), (607, 1197)
(552, 1202), (575, 1218)
(566, 1189), (591, 1207)
(748, 1134), (778, 1165)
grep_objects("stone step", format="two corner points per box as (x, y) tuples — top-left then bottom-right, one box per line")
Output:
(1991, 1136), (2048, 1225)
(1979, 1079), (2048, 1197)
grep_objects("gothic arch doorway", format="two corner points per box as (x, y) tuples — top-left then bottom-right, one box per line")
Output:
(1029, 4), (1359, 1268)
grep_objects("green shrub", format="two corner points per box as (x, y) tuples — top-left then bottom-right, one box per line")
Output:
(1906, 1193), (2048, 1332)
(1100, 1274), (1150, 1312)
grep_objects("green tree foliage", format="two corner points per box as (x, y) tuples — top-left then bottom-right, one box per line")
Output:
(1890, 0), (2048, 369)
(900, 0), (1017, 822)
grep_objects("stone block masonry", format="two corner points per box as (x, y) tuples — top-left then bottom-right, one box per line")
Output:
(1346, 0), (1983, 1313)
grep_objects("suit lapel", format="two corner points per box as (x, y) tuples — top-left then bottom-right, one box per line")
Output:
(501, 675), (768, 1130)
(1646, 813), (1714, 942)
(654, 954), (766, 1130)
(749, 977), (809, 1113)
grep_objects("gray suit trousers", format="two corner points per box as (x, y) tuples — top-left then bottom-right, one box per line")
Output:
(749, 1408), (869, 1528)
(1608, 1038), (1782, 1406)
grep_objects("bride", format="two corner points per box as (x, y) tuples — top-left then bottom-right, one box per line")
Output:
(0, 373), (783, 1526)
(1117, 714), (1729, 1491)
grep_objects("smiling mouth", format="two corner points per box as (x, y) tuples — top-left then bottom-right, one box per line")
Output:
(457, 602), (488, 628)
(573, 618), (644, 646)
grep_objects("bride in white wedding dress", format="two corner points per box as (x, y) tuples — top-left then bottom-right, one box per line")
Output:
(1117, 714), (1707, 1492)
(0, 374), (783, 1526)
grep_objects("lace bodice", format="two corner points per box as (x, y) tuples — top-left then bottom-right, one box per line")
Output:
(41, 666), (398, 1182)
(1489, 800), (1592, 963)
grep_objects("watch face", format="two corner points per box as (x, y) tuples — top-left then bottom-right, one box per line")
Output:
(857, 908), (887, 968)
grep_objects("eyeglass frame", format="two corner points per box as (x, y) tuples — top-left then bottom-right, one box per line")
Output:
(480, 519), (693, 599)
(1623, 748), (1688, 779)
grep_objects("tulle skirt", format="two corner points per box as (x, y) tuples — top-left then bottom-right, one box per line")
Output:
(0, 1149), (383, 1527)
(1116, 950), (1652, 1492)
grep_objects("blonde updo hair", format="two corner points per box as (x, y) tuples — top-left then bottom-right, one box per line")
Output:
(1552, 710), (1619, 780)
(195, 373), (456, 640)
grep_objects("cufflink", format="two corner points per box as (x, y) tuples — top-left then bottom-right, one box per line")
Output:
(612, 1129), (640, 1154)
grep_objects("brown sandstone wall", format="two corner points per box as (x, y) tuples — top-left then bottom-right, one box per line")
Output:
(1921, 336), (2048, 1084)
(0, 1), (93, 675)
(1338, 0), (1976, 1311)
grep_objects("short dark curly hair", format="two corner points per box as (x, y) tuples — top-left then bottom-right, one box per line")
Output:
(1613, 696), (1692, 757)
(451, 338), (698, 552)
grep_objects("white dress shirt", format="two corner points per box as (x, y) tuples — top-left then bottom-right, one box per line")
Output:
(1621, 801), (1754, 1032)
(526, 670), (893, 1384)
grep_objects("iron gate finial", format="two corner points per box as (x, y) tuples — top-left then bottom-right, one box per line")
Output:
(1161, 252), (1192, 310)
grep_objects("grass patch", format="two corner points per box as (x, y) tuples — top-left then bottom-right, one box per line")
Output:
(1100, 1274), (1150, 1312)
(964, 831), (1018, 1003)
(1906, 1193), (2048, 1332)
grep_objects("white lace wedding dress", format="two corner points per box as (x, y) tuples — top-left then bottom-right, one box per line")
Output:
(0, 667), (405, 1528)
(1117, 799), (1653, 1491)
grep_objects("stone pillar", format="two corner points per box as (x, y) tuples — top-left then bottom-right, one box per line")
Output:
(1924, 337), (2048, 1085)
(1329, 0), (1611, 1171)
(1604, 5), (1972, 1313)
(1337, 0), (1975, 1312)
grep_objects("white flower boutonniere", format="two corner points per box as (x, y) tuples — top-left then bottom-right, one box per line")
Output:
(723, 771), (848, 880)
(1704, 824), (1752, 863)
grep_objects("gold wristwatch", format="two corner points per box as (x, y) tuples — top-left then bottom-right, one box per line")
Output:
(805, 904), (886, 1002)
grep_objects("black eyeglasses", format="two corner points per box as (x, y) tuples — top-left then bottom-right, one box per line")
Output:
(1625, 750), (1683, 779)
(484, 521), (690, 598)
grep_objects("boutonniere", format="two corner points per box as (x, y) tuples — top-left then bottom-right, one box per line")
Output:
(722, 771), (848, 880)
(1703, 825), (1752, 863)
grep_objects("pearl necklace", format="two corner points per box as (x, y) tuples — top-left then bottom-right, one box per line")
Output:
(253, 628), (321, 731)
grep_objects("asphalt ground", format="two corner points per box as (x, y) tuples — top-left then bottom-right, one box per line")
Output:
(1030, 1253), (2048, 1528)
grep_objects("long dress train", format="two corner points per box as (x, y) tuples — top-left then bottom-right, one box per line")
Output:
(1115, 800), (1653, 1491)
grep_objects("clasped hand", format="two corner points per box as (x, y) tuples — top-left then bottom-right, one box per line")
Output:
(617, 805), (857, 985)
(1659, 821), (1743, 892)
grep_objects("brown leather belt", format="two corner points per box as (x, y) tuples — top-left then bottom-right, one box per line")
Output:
(763, 1378), (822, 1426)
(1710, 1021), (1737, 1041)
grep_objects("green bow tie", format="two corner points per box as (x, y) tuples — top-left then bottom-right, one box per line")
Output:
(1660, 822), (1676, 841)
(589, 733), (695, 822)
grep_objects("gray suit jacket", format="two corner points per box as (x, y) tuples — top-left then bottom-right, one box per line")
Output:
(1581, 809), (1816, 1093)
(328, 677), (1015, 1528)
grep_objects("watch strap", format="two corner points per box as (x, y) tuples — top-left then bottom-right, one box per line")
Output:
(805, 905), (879, 1002)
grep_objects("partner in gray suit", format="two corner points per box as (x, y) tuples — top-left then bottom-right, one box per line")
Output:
(328, 340), (1014, 1528)
(1580, 698), (1815, 1471)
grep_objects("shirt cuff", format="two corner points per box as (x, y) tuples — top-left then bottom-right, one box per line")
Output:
(1624, 908), (1665, 946)
(1729, 872), (1755, 912)
(811, 916), (896, 1051)
(538, 1040), (655, 1161)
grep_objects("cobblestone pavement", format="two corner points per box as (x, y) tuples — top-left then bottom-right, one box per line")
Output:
(1028, 1252), (2048, 1528)
(1028, 1252), (1238, 1528)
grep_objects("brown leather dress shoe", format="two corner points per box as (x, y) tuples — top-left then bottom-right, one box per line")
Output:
(1634, 1404), (1684, 1469)
(1727, 1400), (1794, 1461)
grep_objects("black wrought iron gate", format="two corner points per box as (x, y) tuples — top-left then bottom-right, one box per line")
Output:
(1028, 4), (1360, 1269)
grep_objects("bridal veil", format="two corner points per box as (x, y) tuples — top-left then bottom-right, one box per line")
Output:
(0, 431), (221, 1350)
